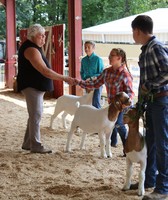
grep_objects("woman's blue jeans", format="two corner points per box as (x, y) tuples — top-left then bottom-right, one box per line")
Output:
(145, 96), (168, 194)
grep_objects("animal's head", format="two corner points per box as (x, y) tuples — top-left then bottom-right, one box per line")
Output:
(114, 92), (132, 111)
(123, 106), (139, 125)
(108, 92), (132, 121)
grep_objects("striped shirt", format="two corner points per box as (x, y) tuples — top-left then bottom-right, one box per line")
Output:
(79, 64), (134, 103)
(139, 36), (168, 93)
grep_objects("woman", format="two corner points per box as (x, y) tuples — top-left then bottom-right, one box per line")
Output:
(17, 24), (75, 154)
(77, 48), (134, 156)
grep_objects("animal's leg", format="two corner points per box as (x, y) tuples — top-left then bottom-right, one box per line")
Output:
(74, 127), (81, 135)
(61, 112), (68, 129)
(122, 158), (133, 191)
(80, 131), (87, 150)
(105, 132), (112, 158)
(50, 115), (57, 129)
(50, 106), (63, 129)
(138, 160), (147, 196)
(98, 132), (107, 158)
(65, 126), (76, 152)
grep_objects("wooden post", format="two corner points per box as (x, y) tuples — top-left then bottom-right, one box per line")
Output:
(4, 0), (16, 88)
(51, 25), (64, 98)
(68, 0), (83, 95)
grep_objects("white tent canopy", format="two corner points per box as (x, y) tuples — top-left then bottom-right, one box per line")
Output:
(82, 8), (168, 44)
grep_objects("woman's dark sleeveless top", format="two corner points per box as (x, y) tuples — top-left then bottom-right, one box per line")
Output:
(17, 39), (54, 92)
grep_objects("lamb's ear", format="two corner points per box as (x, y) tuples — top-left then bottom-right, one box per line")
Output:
(108, 104), (118, 121)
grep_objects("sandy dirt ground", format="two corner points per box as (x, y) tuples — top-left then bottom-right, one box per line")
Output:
(0, 89), (153, 200)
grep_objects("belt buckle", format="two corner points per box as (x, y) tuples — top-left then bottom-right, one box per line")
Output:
(148, 93), (154, 102)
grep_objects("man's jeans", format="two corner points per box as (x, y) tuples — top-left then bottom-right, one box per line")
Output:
(145, 96), (168, 194)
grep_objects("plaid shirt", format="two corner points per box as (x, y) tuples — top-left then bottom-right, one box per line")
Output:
(139, 36), (168, 93)
(79, 64), (134, 103)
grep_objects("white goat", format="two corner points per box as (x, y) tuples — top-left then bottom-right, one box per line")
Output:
(122, 106), (147, 196)
(66, 92), (132, 158)
(50, 91), (94, 129)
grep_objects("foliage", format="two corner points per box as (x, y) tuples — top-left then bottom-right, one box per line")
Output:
(0, 6), (6, 40)
(0, 0), (168, 41)
(82, 0), (168, 28)
(15, 0), (68, 31)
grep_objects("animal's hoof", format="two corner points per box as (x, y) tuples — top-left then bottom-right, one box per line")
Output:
(138, 190), (144, 196)
(75, 127), (81, 134)
(101, 154), (107, 158)
(107, 154), (112, 158)
(122, 185), (130, 191)
(65, 148), (71, 153)
(49, 126), (54, 130)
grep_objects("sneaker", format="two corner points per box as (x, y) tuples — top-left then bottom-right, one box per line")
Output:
(22, 146), (30, 151)
(142, 192), (168, 200)
(31, 146), (52, 154)
(111, 144), (117, 147)
(122, 153), (126, 157)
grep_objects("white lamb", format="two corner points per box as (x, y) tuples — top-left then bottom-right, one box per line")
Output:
(65, 92), (132, 158)
(122, 106), (147, 196)
(50, 91), (94, 129)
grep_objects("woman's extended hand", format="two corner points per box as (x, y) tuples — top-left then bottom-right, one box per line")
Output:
(64, 76), (80, 85)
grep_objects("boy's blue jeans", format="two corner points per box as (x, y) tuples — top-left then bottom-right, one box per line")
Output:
(92, 86), (103, 109)
(145, 96), (168, 194)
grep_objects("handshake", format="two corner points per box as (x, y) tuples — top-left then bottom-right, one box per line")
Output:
(63, 76), (81, 85)
(64, 76), (97, 86)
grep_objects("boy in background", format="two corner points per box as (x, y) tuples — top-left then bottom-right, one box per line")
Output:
(80, 41), (104, 109)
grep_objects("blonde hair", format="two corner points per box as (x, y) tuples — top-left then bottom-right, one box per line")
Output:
(84, 40), (95, 48)
(27, 24), (45, 40)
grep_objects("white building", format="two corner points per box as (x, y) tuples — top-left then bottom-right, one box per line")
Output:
(82, 8), (168, 44)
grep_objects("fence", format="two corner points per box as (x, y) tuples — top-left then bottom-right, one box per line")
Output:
(0, 63), (5, 89)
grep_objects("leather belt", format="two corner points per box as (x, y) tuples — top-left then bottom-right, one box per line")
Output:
(154, 91), (168, 98)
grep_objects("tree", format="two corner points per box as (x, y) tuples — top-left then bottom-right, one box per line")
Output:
(82, 0), (168, 28)
(0, 6), (6, 40)
(16, 0), (34, 34)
